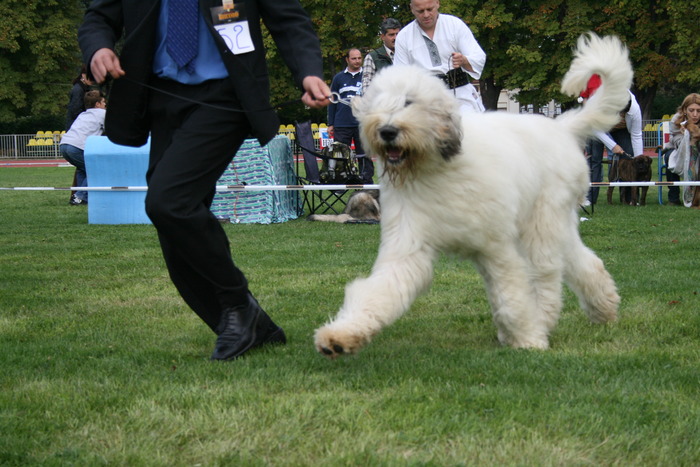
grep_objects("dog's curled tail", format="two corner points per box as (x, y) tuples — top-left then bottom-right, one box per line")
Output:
(558, 33), (633, 142)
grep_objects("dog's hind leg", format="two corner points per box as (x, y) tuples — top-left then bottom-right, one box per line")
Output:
(314, 245), (438, 358)
(563, 236), (619, 324)
(475, 248), (550, 350)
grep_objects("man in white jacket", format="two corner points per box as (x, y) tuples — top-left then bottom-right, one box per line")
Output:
(59, 90), (106, 205)
(394, 0), (486, 113)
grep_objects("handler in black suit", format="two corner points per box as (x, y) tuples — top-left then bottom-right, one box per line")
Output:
(78, 0), (331, 360)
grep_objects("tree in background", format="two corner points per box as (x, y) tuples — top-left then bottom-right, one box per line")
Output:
(0, 0), (86, 124)
(267, 0), (413, 123)
(444, 0), (699, 118)
(1, 1), (698, 129)
(666, 0), (700, 98)
(593, 0), (675, 119)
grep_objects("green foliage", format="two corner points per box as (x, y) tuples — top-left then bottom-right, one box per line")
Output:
(446, 0), (605, 109)
(1, 1), (698, 125)
(272, 0), (413, 123)
(0, 0), (85, 123)
(1, 167), (699, 465)
(667, 0), (700, 84)
(441, 0), (696, 116)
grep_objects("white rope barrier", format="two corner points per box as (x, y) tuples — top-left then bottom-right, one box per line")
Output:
(590, 181), (700, 186)
(0, 182), (699, 192)
(0, 184), (381, 192)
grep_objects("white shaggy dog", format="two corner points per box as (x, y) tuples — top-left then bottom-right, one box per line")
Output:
(314, 33), (630, 358)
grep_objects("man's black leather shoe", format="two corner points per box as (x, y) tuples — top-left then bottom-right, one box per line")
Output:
(211, 294), (286, 361)
(248, 294), (287, 347)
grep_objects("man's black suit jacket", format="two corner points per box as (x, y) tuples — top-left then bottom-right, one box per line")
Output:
(78, 0), (324, 147)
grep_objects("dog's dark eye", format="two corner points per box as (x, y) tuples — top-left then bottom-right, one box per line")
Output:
(405, 99), (413, 106)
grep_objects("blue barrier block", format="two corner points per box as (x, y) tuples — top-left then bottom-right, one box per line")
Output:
(84, 136), (151, 224)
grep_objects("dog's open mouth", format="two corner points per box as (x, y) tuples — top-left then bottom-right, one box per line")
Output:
(384, 146), (405, 165)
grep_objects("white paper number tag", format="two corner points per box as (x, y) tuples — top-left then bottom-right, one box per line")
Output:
(210, 4), (255, 55)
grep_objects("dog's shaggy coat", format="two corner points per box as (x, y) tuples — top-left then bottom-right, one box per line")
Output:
(314, 34), (629, 358)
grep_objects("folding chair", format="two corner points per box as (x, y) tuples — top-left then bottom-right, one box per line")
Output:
(294, 120), (353, 215)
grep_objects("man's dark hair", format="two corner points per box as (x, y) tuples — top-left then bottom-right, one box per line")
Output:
(84, 90), (103, 109)
(380, 18), (402, 34)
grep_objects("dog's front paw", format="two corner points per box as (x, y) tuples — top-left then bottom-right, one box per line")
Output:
(314, 325), (369, 359)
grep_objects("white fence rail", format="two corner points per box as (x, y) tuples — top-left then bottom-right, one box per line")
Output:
(0, 133), (62, 159)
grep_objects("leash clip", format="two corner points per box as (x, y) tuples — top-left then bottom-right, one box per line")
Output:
(328, 92), (353, 106)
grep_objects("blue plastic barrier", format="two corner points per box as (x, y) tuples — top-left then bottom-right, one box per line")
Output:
(84, 136), (151, 225)
(83, 135), (299, 225)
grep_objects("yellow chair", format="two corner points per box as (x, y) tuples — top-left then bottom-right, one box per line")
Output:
(39, 138), (52, 146)
(311, 123), (319, 131)
(35, 131), (45, 138)
(319, 123), (327, 129)
(26, 138), (38, 146)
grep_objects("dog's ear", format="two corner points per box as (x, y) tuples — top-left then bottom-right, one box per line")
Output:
(438, 113), (463, 160)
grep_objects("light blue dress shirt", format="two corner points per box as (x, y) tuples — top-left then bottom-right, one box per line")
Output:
(153, 0), (229, 84)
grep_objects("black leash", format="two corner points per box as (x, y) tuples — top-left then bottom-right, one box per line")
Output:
(111, 75), (303, 113)
(610, 151), (634, 182)
(113, 76), (341, 160)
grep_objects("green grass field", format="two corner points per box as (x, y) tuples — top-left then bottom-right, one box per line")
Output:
(1, 167), (698, 466)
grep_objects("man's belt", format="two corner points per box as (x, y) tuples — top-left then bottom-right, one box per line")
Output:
(435, 68), (471, 90)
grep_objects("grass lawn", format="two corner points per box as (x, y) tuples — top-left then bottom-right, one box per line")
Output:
(0, 166), (699, 466)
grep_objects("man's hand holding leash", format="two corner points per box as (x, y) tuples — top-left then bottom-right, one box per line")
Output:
(90, 48), (125, 83)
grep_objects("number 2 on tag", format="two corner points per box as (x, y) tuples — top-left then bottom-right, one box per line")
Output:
(215, 22), (254, 55)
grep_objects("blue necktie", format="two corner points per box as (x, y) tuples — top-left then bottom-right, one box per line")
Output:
(167, 0), (199, 73)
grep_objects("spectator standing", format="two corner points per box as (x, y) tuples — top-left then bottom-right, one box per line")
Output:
(361, 18), (402, 93)
(668, 93), (700, 208)
(591, 99), (644, 203)
(328, 48), (372, 183)
(59, 91), (106, 205)
(65, 65), (94, 130)
(580, 75), (644, 206)
(79, 0), (331, 361)
(394, 0), (486, 113)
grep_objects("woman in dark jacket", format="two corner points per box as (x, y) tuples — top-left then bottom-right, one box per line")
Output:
(65, 65), (94, 131)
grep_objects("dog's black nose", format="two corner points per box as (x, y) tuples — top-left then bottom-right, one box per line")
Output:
(379, 125), (399, 142)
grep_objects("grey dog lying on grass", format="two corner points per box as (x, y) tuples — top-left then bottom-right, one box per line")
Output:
(307, 190), (380, 224)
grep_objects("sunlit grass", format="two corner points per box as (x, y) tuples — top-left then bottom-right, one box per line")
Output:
(0, 167), (698, 466)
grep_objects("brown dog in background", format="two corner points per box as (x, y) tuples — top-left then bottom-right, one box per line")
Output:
(607, 155), (652, 205)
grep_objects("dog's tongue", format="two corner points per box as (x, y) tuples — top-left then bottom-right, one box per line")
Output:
(387, 148), (402, 161)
